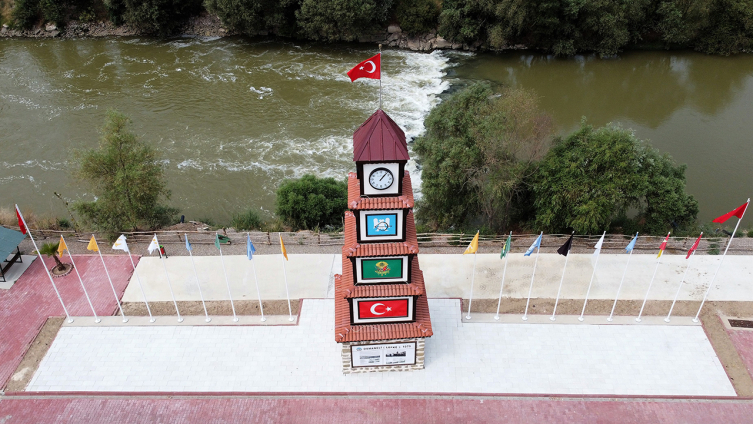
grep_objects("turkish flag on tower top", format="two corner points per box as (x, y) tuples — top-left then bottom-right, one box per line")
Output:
(347, 53), (381, 82)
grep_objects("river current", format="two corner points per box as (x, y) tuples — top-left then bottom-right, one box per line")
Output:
(1, 37), (751, 224)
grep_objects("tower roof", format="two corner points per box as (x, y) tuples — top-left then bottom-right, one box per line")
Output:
(353, 109), (410, 162)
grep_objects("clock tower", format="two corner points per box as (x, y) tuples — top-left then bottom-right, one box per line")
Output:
(334, 110), (433, 373)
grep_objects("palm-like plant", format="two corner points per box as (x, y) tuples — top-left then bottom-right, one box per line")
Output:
(37, 242), (66, 272)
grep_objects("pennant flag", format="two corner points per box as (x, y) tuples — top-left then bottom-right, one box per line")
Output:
(148, 234), (160, 254)
(247, 235), (256, 260)
(524, 234), (542, 257)
(686, 233), (703, 259)
(112, 235), (129, 252)
(557, 233), (574, 256)
(464, 231), (480, 255)
(625, 234), (638, 252)
(593, 232), (606, 256)
(500, 232), (512, 258)
(279, 234), (288, 260)
(185, 235), (192, 252)
(712, 201), (749, 223)
(15, 205), (27, 235)
(347, 53), (381, 82)
(657, 232), (670, 258)
(87, 236), (99, 252)
(214, 234), (221, 251)
(57, 236), (68, 257)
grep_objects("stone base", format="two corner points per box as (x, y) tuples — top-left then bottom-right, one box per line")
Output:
(341, 338), (425, 374)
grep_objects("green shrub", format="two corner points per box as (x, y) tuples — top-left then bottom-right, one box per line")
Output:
(12, 0), (39, 28)
(204, 0), (298, 36)
(748, 229), (753, 238)
(231, 209), (264, 231)
(396, 0), (439, 35)
(296, 0), (393, 41)
(104, 0), (203, 36)
(276, 174), (347, 230)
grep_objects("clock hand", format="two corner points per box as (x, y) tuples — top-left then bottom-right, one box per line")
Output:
(380, 173), (386, 181)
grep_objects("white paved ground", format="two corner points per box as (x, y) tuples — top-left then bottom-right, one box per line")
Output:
(28, 300), (734, 396)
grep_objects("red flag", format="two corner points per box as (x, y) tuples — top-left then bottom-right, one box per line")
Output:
(347, 53), (380, 82)
(15, 205), (27, 235)
(686, 233), (702, 259)
(712, 201), (749, 223)
(657, 232), (670, 258)
(358, 298), (408, 319)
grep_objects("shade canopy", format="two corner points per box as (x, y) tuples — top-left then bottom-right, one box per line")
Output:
(353, 109), (409, 162)
(0, 226), (26, 261)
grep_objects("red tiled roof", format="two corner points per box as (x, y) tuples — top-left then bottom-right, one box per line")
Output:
(347, 171), (414, 210)
(342, 210), (419, 257)
(353, 110), (410, 162)
(336, 256), (426, 298)
(334, 278), (433, 343)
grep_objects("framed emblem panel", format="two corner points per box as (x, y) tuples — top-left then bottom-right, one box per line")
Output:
(355, 255), (410, 284)
(358, 209), (405, 242)
(351, 296), (415, 324)
(361, 162), (401, 196)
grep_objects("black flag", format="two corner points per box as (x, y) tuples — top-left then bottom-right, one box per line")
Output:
(557, 233), (574, 256)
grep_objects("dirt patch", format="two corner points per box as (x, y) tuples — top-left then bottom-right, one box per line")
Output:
(122, 299), (300, 316)
(4, 317), (63, 392)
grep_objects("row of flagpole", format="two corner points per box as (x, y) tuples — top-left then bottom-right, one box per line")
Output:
(15, 203), (294, 323)
(463, 198), (750, 322)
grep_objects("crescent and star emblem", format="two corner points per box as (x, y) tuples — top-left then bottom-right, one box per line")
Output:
(359, 61), (376, 73)
(369, 303), (392, 315)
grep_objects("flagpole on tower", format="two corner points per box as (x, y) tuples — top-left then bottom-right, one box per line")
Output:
(579, 231), (606, 322)
(378, 44), (382, 110)
(185, 234), (210, 323)
(62, 235), (99, 322)
(248, 233), (265, 322)
(114, 235), (154, 322)
(216, 234), (238, 322)
(523, 232), (544, 321)
(279, 233), (294, 322)
(494, 232), (513, 320)
(694, 199), (750, 322)
(636, 232), (670, 322)
(91, 236), (127, 322)
(608, 232), (639, 322)
(150, 234), (182, 322)
(666, 233), (702, 322)
(551, 232), (575, 321)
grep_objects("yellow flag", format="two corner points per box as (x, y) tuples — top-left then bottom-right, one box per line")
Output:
(57, 236), (68, 257)
(463, 231), (480, 255)
(279, 233), (288, 261)
(87, 236), (99, 252)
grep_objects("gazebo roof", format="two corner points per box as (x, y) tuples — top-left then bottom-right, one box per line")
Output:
(353, 110), (409, 162)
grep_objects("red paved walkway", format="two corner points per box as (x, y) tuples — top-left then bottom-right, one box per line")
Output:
(0, 254), (136, 389)
(728, 329), (753, 379)
(1, 396), (753, 423)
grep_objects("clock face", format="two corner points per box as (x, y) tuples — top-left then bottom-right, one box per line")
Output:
(368, 168), (394, 190)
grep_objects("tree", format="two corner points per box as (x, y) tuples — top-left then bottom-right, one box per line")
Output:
(532, 121), (698, 234)
(37, 242), (70, 274)
(204, 0), (299, 36)
(276, 174), (347, 230)
(104, 0), (203, 36)
(396, 0), (440, 35)
(72, 110), (178, 234)
(295, 0), (393, 41)
(414, 83), (553, 232)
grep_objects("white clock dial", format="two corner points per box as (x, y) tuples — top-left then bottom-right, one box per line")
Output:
(369, 168), (394, 190)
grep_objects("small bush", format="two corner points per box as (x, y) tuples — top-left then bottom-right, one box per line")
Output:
(276, 174), (347, 230)
(231, 209), (264, 231)
(296, 0), (393, 41)
(396, 0), (439, 35)
(748, 229), (753, 238)
(12, 0), (39, 28)
(104, 0), (203, 36)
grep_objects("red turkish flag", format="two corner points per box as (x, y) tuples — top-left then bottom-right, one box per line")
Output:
(712, 201), (749, 223)
(347, 53), (380, 82)
(358, 299), (408, 319)
(15, 205), (27, 235)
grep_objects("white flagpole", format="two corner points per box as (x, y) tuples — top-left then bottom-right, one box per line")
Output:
(551, 232), (574, 321)
(160, 255), (182, 322)
(281, 253), (293, 322)
(218, 244), (238, 322)
(523, 232), (543, 321)
(579, 231), (606, 322)
(694, 199), (749, 322)
(494, 232), (512, 320)
(17, 206), (73, 322)
(63, 236), (99, 322)
(249, 233), (265, 322)
(665, 235), (701, 323)
(466, 252), (477, 320)
(608, 233), (638, 322)
(125, 249), (154, 322)
(636, 232), (670, 322)
(187, 235), (210, 323)
(94, 236), (127, 322)
(378, 44), (382, 110)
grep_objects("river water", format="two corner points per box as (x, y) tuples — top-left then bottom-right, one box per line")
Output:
(1, 38), (751, 224)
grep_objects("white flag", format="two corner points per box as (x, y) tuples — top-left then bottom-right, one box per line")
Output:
(593, 231), (606, 256)
(112, 235), (129, 252)
(148, 234), (160, 254)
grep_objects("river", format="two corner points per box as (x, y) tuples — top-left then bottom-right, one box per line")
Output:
(1, 38), (751, 224)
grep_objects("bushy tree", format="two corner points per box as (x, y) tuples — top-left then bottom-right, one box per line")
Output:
(72, 110), (178, 234)
(533, 122), (698, 234)
(104, 0), (203, 36)
(396, 0), (440, 35)
(276, 175), (347, 230)
(414, 83), (553, 231)
(204, 0), (298, 36)
(296, 0), (393, 41)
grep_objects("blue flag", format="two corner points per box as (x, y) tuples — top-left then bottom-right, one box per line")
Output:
(524, 233), (543, 257)
(625, 233), (638, 252)
(185, 234), (192, 252)
(247, 234), (256, 260)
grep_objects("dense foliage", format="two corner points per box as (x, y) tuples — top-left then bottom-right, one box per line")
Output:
(395, 0), (439, 35)
(296, 0), (393, 41)
(231, 209), (264, 231)
(11, 0), (93, 28)
(275, 174), (347, 230)
(533, 122), (699, 234)
(203, 0), (298, 36)
(414, 83), (553, 232)
(72, 110), (178, 234)
(104, 0), (203, 35)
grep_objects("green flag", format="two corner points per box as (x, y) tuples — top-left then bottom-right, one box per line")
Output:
(500, 232), (512, 258)
(214, 234), (221, 250)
